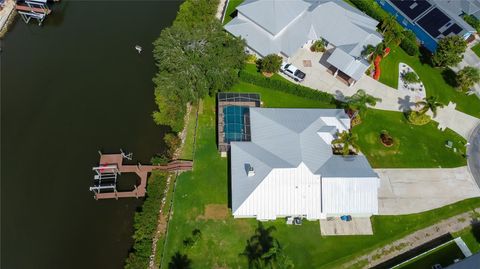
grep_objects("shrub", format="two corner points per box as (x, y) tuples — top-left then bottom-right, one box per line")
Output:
(407, 111), (431, 125)
(349, 0), (387, 22)
(310, 40), (326, 52)
(151, 154), (169, 165)
(238, 70), (334, 103)
(380, 130), (394, 147)
(246, 54), (257, 64)
(400, 38), (419, 56)
(125, 171), (169, 269)
(164, 133), (181, 158)
(402, 71), (420, 83)
(463, 14), (480, 32)
(257, 54), (282, 74)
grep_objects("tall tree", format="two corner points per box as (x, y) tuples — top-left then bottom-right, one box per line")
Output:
(415, 96), (445, 117)
(432, 36), (467, 67)
(332, 131), (359, 155)
(456, 66), (480, 92)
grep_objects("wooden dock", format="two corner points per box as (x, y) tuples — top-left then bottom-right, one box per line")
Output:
(93, 154), (192, 200)
(15, 4), (52, 15)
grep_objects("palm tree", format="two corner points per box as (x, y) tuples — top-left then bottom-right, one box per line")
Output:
(415, 96), (445, 117)
(381, 15), (397, 34)
(344, 89), (382, 115)
(361, 44), (376, 58)
(332, 131), (359, 155)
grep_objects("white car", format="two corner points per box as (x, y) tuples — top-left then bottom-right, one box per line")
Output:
(281, 62), (306, 82)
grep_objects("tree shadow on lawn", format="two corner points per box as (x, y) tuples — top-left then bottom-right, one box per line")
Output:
(441, 68), (459, 88)
(419, 46), (434, 66)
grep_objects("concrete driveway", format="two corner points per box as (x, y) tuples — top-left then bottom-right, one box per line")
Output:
(376, 167), (480, 215)
(431, 102), (480, 139)
(452, 41), (480, 97)
(286, 48), (417, 112)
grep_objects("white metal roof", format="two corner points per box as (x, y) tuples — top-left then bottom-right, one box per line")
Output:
(230, 108), (379, 219)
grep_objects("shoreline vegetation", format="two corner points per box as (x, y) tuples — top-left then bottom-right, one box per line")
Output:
(125, 0), (245, 267)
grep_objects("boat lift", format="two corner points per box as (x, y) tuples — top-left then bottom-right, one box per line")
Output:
(16, 0), (51, 26)
(89, 164), (121, 195)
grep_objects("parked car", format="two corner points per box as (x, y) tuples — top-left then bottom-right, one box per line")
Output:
(280, 62), (306, 82)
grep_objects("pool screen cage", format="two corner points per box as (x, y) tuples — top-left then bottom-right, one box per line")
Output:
(217, 93), (261, 153)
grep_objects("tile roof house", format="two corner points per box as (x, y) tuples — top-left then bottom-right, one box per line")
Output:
(224, 0), (383, 86)
(230, 108), (380, 221)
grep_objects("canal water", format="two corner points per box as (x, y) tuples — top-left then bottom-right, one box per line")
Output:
(1, 1), (180, 268)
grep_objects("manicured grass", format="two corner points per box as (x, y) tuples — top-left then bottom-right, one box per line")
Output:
(396, 241), (464, 269)
(472, 43), (480, 58)
(379, 46), (480, 118)
(223, 0), (243, 24)
(353, 109), (467, 168)
(161, 93), (480, 268)
(230, 81), (336, 109)
(453, 225), (480, 254)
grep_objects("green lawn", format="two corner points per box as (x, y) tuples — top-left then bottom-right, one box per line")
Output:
(353, 109), (467, 168)
(396, 241), (465, 269)
(472, 43), (480, 58)
(230, 81), (336, 109)
(161, 92), (480, 268)
(453, 225), (480, 254)
(222, 0), (243, 24)
(378, 46), (480, 118)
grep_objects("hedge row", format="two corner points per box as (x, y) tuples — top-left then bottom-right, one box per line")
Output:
(125, 171), (169, 269)
(348, 0), (389, 22)
(238, 70), (334, 104)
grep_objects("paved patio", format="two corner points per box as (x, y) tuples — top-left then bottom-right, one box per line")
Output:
(376, 167), (480, 215)
(320, 217), (373, 236)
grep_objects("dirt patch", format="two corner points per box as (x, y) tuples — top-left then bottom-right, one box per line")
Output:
(196, 204), (229, 220)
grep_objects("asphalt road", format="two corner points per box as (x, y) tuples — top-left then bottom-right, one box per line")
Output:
(468, 124), (480, 188)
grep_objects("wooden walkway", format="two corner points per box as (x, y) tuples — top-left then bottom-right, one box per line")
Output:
(94, 154), (192, 200)
(16, 5), (52, 14)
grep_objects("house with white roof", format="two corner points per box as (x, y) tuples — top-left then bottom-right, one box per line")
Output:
(230, 107), (380, 221)
(224, 0), (383, 86)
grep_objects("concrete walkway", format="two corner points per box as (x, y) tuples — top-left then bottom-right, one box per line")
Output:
(431, 102), (480, 139)
(376, 167), (480, 215)
(287, 48), (417, 112)
(287, 48), (480, 139)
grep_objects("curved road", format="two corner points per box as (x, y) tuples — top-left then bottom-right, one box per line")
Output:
(468, 124), (480, 188)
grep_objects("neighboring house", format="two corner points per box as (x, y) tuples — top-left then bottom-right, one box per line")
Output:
(377, 0), (477, 52)
(439, 0), (480, 21)
(230, 107), (379, 221)
(224, 0), (383, 86)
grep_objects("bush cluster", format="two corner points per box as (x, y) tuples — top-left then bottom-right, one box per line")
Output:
(349, 0), (388, 22)
(406, 111), (431, 125)
(400, 30), (419, 56)
(238, 70), (334, 103)
(125, 171), (169, 269)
